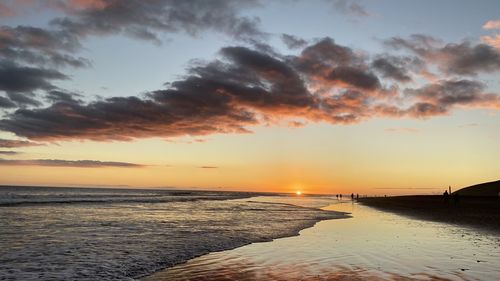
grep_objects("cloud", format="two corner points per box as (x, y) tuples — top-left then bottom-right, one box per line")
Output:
(0, 61), (68, 107)
(0, 158), (143, 167)
(328, 0), (370, 17)
(0, 138), (42, 148)
(0, 150), (20, 155)
(371, 55), (418, 82)
(385, 34), (500, 76)
(199, 166), (218, 169)
(48, 0), (266, 43)
(0, 38), (498, 143)
(0, 25), (87, 68)
(281, 34), (307, 49)
(483, 20), (500, 30)
(292, 37), (379, 92)
(0, 45), (314, 141)
(384, 127), (419, 133)
(328, 66), (380, 90)
(44, 90), (83, 104)
(0, 0), (267, 112)
(0, 61), (67, 93)
(406, 79), (500, 109)
(0, 95), (16, 108)
(481, 35), (500, 49)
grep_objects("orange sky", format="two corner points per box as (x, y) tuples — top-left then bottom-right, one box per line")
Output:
(1, 111), (498, 195)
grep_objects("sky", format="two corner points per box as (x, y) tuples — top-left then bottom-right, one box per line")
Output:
(0, 0), (499, 195)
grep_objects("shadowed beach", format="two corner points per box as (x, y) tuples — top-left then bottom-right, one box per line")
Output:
(358, 196), (500, 233)
(359, 181), (500, 233)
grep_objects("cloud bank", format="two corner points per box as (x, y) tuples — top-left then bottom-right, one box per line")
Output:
(0, 158), (143, 168)
(0, 36), (498, 144)
(0, 2), (499, 146)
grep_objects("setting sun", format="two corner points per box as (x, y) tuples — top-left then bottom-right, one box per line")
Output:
(296, 191), (302, 196)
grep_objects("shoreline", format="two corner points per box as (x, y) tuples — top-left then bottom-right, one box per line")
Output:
(139, 199), (347, 280)
(141, 201), (500, 281)
(140, 216), (342, 281)
(141, 198), (349, 280)
(358, 195), (500, 233)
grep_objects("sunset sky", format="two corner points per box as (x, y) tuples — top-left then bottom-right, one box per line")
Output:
(0, 0), (499, 194)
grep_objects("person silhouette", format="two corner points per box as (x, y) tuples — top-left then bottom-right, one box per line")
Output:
(351, 193), (354, 200)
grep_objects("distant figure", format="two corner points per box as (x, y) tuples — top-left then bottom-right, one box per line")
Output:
(443, 190), (449, 201)
(340, 194), (342, 199)
(356, 193), (359, 200)
(351, 193), (354, 200)
(336, 194), (339, 199)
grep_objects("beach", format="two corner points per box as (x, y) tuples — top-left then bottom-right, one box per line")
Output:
(145, 198), (500, 281)
(358, 196), (500, 233)
(2, 187), (500, 280)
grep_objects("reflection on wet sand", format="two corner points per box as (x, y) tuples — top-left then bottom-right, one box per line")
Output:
(145, 260), (462, 281)
(144, 198), (500, 281)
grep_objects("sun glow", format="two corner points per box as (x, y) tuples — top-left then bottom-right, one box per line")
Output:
(296, 191), (302, 196)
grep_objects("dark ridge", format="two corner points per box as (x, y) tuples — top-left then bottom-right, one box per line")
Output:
(359, 180), (500, 233)
(454, 180), (500, 197)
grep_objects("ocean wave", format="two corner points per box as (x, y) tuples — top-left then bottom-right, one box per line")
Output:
(0, 188), (345, 280)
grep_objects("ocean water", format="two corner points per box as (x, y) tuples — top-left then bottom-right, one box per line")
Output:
(0, 186), (343, 280)
(146, 199), (500, 281)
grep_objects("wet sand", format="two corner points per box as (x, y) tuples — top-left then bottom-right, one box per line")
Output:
(143, 198), (500, 281)
(358, 196), (500, 233)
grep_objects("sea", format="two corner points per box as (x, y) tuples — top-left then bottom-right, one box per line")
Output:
(0, 186), (342, 280)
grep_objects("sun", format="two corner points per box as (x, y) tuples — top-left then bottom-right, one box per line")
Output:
(296, 191), (302, 196)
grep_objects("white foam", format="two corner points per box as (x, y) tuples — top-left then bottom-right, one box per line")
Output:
(0, 187), (343, 280)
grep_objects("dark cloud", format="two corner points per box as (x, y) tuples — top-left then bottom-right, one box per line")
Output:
(293, 37), (377, 93)
(384, 34), (443, 56)
(0, 138), (42, 148)
(328, 0), (370, 17)
(385, 34), (500, 76)
(281, 34), (307, 49)
(0, 45), (315, 141)
(296, 37), (360, 71)
(438, 43), (500, 75)
(373, 79), (500, 118)
(6, 92), (42, 107)
(0, 61), (67, 93)
(0, 39), (498, 143)
(0, 150), (20, 155)
(406, 80), (494, 106)
(44, 90), (83, 104)
(0, 95), (16, 108)
(199, 166), (218, 169)
(0, 0), (267, 112)
(405, 102), (447, 118)
(372, 55), (415, 82)
(48, 0), (266, 43)
(0, 25), (87, 68)
(0, 158), (143, 168)
(328, 66), (380, 90)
